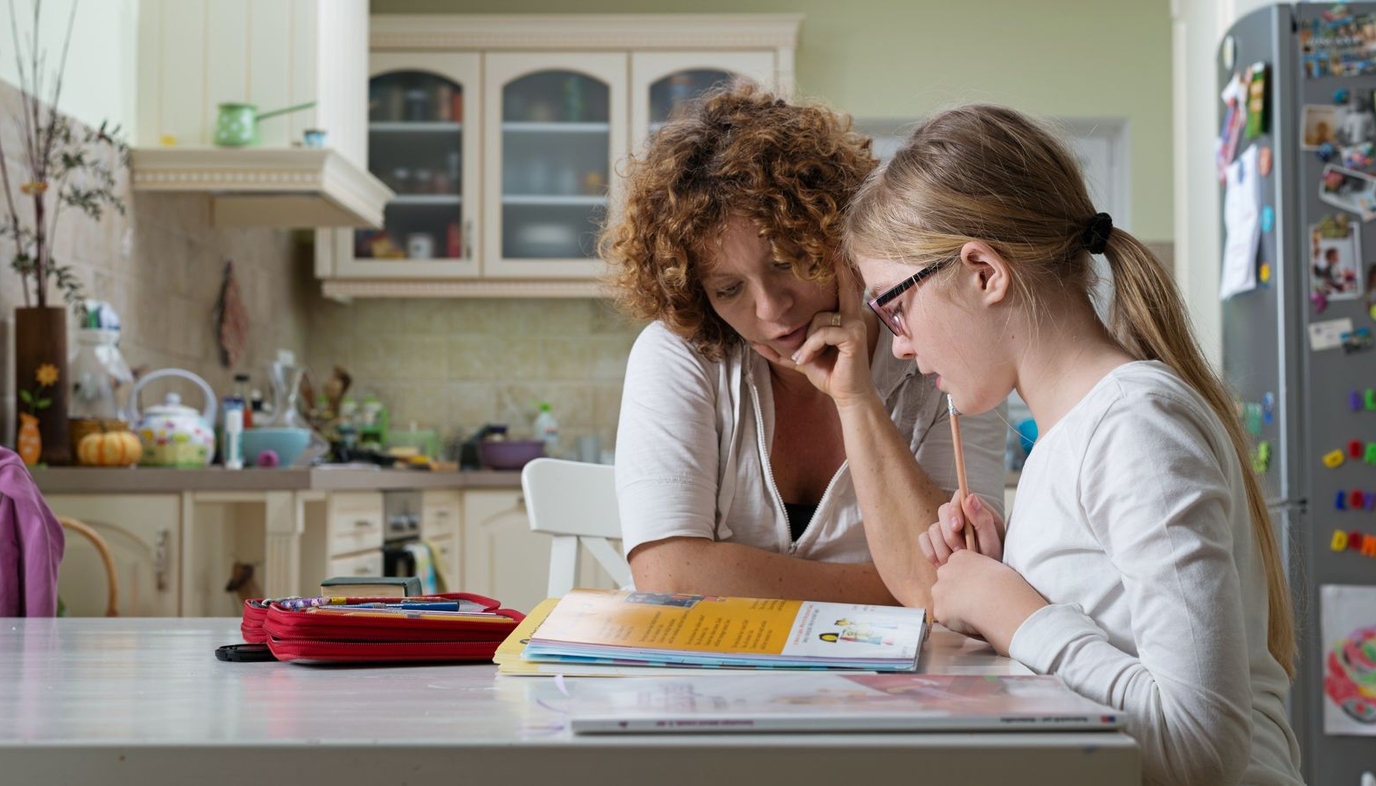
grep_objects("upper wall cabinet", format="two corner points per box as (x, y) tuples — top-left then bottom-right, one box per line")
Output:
(132, 0), (392, 229)
(317, 14), (801, 299)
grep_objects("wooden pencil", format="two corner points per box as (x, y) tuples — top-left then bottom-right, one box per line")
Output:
(948, 395), (977, 551)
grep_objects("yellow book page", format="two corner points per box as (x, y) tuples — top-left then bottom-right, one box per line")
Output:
(533, 589), (803, 655)
(494, 597), (560, 665)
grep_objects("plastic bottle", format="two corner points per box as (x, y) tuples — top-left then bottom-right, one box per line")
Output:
(533, 402), (560, 456)
(223, 399), (245, 470)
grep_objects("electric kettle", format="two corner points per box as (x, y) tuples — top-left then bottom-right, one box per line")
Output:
(130, 368), (218, 468)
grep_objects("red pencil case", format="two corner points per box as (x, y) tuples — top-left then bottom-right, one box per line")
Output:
(239, 593), (525, 664)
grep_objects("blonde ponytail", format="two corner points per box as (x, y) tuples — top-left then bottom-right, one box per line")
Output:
(1101, 230), (1296, 679)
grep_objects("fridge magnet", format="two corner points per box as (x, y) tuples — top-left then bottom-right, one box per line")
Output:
(1261, 205), (1276, 232)
(1310, 214), (1364, 299)
(1245, 63), (1269, 139)
(1319, 164), (1376, 221)
(1360, 267), (1376, 319)
(1217, 73), (1249, 179)
(1345, 142), (1376, 169)
(1310, 316), (1356, 351)
(1343, 326), (1375, 353)
(1343, 92), (1376, 145)
(1258, 146), (1273, 176)
(1221, 35), (1236, 70)
(1320, 584), (1376, 734)
(1300, 10), (1376, 78)
(1304, 104), (1342, 149)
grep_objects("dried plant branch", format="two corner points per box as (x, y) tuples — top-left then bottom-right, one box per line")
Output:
(0, 0), (126, 311)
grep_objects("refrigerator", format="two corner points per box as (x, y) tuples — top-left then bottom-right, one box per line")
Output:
(1220, 6), (1376, 784)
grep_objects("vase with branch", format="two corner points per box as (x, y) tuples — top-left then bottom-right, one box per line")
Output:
(1, 0), (129, 465)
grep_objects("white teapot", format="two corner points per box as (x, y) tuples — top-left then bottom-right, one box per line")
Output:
(130, 368), (217, 468)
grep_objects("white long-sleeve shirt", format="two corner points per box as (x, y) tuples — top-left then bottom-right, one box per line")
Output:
(1006, 361), (1303, 786)
(615, 321), (1006, 562)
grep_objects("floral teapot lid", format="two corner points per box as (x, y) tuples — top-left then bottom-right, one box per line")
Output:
(130, 368), (218, 431)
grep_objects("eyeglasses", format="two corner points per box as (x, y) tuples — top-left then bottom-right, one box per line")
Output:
(866, 260), (949, 337)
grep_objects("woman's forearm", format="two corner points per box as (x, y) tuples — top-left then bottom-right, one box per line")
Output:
(835, 392), (947, 608)
(630, 537), (897, 604)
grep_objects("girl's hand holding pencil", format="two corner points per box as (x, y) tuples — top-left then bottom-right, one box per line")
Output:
(919, 397), (1007, 567)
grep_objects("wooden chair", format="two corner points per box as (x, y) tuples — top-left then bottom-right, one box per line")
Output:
(58, 517), (119, 617)
(521, 457), (632, 597)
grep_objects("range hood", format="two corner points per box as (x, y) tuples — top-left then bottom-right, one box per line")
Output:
(131, 147), (393, 228)
(133, 0), (383, 228)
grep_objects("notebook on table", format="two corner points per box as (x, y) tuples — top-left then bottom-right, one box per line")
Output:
(566, 672), (1124, 734)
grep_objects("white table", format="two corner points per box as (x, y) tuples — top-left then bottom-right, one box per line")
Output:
(0, 619), (1140, 786)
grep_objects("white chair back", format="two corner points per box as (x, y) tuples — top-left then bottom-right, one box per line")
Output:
(521, 457), (631, 597)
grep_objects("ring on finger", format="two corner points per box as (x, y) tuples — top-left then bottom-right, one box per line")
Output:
(831, 312), (842, 327)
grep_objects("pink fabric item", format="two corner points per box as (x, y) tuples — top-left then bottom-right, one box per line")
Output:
(0, 445), (64, 616)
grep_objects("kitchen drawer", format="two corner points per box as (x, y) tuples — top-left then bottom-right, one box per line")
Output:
(327, 492), (384, 557)
(421, 490), (462, 540)
(328, 549), (383, 580)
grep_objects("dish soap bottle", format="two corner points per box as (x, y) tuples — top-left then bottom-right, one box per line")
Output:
(533, 402), (560, 457)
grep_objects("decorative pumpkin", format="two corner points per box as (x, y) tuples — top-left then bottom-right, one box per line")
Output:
(77, 430), (143, 467)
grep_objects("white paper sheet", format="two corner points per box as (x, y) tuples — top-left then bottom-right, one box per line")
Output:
(1220, 144), (1262, 300)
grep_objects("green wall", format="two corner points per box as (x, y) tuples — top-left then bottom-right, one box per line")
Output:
(374, 0), (1174, 241)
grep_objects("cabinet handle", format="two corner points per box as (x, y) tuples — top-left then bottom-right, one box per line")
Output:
(154, 528), (169, 592)
(355, 565), (373, 575)
(354, 519), (373, 528)
(463, 218), (473, 259)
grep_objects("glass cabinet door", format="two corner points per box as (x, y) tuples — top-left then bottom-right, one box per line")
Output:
(629, 52), (778, 155)
(334, 52), (481, 279)
(483, 53), (628, 279)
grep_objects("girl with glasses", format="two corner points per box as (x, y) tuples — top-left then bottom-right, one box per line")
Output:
(600, 85), (1007, 605)
(794, 103), (1301, 786)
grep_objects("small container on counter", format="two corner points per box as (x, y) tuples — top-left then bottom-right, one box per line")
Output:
(223, 398), (245, 470)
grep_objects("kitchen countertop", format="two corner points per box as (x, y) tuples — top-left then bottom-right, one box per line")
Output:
(31, 465), (526, 494)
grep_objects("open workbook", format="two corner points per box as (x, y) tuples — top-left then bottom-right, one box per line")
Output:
(520, 589), (928, 671)
(566, 672), (1125, 734)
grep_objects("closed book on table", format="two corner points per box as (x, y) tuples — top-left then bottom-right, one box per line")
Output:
(567, 673), (1125, 734)
(522, 589), (928, 671)
(319, 575), (422, 597)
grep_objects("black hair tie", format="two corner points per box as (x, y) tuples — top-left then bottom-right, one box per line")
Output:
(1082, 212), (1113, 255)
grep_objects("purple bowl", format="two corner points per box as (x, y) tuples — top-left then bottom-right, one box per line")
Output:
(478, 439), (545, 470)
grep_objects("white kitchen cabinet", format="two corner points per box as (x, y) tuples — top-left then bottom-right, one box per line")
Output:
(461, 488), (619, 615)
(482, 52), (627, 281)
(319, 14), (800, 299)
(46, 494), (181, 617)
(319, 52), (482, 280)
(629, 51), (779, 152)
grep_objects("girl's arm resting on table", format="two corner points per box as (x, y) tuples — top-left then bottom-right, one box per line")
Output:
(629, 536), (898, 604)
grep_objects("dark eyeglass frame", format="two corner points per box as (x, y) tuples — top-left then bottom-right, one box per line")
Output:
(866, 260), (950, 337)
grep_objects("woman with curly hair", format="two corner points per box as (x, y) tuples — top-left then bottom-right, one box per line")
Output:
(601, 85), (1007, 604)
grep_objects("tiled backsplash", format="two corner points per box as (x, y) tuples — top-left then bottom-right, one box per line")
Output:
(0, 81), (310, 446)
(304, 296), (644, 457)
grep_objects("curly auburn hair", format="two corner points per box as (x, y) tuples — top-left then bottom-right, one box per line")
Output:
(600, 84), (876, 360)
